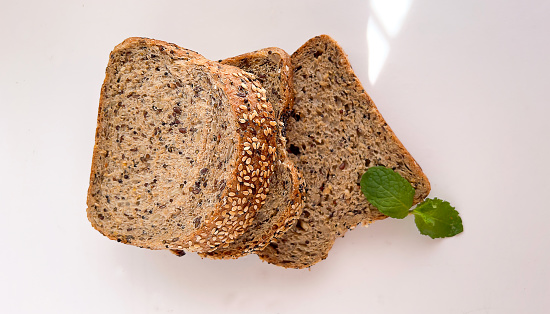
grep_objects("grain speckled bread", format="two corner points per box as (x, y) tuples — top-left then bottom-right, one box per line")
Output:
(220, 48), (294, 121)
(200, 49), (305, 259)
(256, 35), (431, 268)
(87, 37), (280, 253)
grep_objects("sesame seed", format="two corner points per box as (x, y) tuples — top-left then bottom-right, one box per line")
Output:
(236, 184), (240, 191)
(239, 104), (247, 110)
(246, 157), (251, 164)
(261, 155), (266, 161)
(246, 150), (252, 155)
(262, 104), (268, 109)
(263, 129), (269, 136)
(259, 87), (266, 93)
(257, 103), (262, 110)
(243, 146), (250, 150)
(244, 176), (250, 181)
(241, 83), (247, 89)
(279, 121), (284, 126)
(258, 187), (263, 194)
(252, 137), (258, 142)
(260, 118), (265, 123)
(261, 97), (267, 101)
(244, 182), (250, 187)
(269, 121), (277, 126)
(243, 190), (249, 195)
(216, 221), (223, 226)
(242, 156), (247, 162)
(232, 73), (239, 77)
(239, 119), (246, 123)
(243, 206), (248, 212)
(256, 93), (261, 98)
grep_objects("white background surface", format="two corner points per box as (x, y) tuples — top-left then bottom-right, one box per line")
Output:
(1, 0), (549, 313)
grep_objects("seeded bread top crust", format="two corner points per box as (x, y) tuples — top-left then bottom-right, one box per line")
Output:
(256, 35), (431, 268)
(199, 48), (304, 259)
(87, 38), (279, 253)
(199, 138), (305, 259)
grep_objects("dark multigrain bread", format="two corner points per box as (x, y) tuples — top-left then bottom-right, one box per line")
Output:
(256, 35), (431, 268)
(87, 37), (280, 253)
(221, 48), (294, 121)
(200, 49), (305, 259)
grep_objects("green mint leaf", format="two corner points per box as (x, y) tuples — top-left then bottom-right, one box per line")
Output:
(412, 198), (463, 238)
(360, 166), (415, 219)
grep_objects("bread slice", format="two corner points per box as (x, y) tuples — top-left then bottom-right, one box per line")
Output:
(220, 48), (294, 121)
(256, 35), (431, 268)
(87, 37), (280, 253)
(200, 49), (305, 259)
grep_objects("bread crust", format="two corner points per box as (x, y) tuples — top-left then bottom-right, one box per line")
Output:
(199, 48), (304, 259)
(87, 38), (280, 253)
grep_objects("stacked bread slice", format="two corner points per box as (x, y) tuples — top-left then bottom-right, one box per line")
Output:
(87, 38), (300, 254)
(87, 35), (430, 267)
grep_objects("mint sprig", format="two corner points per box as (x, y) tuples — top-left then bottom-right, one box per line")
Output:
(412, 198), (463, 239)
(360, 166), (414, 219)
(360, 166), (463, 238)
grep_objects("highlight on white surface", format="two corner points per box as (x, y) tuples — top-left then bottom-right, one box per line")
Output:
(370, 0), (413, 37)
(366, 0), (413, 84)
(366, 18), (390, 85)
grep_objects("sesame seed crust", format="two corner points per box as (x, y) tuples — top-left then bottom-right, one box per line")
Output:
(183, 64), (278, 253)
(200, 138), (305, 259)
(200, 47), (304, 259)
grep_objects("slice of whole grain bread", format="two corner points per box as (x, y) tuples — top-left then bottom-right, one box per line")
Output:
(221, 48), (294, 121)
(200, 49), (305, 259)
(256, 35), (431, 268)
(87, 37), (280, 253)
